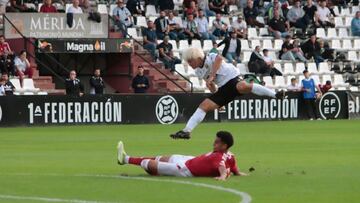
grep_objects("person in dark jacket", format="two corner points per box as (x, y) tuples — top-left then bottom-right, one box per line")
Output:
(132, 65), (150, 93)
(218, 31), (241, 64)
(243, 0), (264, 27)
(158, 0), (174, 11)
(65, 70), (84, 96)
(248, 46), (268, 74)
(89, 68), (105, 95)
(126, 0), (143, 15)
(301, 34), (324, 66)
(0, 72), (15, 95)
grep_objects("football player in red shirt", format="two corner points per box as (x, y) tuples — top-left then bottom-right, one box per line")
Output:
(117, 131), (248, 180)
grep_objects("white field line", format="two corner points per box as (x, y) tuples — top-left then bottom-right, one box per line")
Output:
(0, 194), (116, 203)
(0, 173), (252, 203)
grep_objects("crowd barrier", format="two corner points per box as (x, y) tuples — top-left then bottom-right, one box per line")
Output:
(0, 91), (355, 126)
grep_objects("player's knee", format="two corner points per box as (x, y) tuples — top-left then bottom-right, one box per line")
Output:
(146, 160), (158, 175)
(237, 81), (250, 92)
(199, 99), (217, 112)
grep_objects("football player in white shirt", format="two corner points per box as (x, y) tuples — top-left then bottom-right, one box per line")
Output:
(170, 48), (285, 139)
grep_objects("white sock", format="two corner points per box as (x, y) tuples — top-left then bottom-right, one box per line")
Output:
(251, 83), (276, 98)
(124, 155), (130, 164)
(140, 159), (150, 170)
(155, 156), (162, 161)
(183, 108), (207, 132)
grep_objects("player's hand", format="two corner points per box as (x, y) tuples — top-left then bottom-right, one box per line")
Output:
(206, 76), (215, 86)
(215, 176), (227, 181)
(238, 172), (249, 176)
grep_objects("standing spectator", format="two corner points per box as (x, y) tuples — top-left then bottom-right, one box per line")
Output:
(65, 70), (84, 96)
(316, 0), (334, 28)
(0, 72), (15, 95)
(168, 11), (185, 40)
(113, 0), (133, 36)
(183, 13), (202, 43)
(40, 0), (57, 13)
(132, 65), (150, 93)
(212, 13), (228, 38)
(263, 49), (282, 77)
(14, 50), (33, 87)
(301, 70), (322, 120)
(268, 9), (290, 39)
(157, 36), (182, 72)
(303, 0), (317, 25)
(196, 9), (216, 40)
(155, 11), (175, 40)
(126, 0), (144, 16)
(231, 15), (247, 38)
(209, 0), (228, 14)
(67, 0), (83, 13)
(244, 0), (264, 27)
(159, 0), (175, 11)
(142, 20), (158, 60)
(287, 0), (309, 32)
(218, 30), (241, 64)
(287, 77), (301, 91)
(198, 0), (216, 16)
(351, 11), (360, 37)
(301, 34), (324, 66)
(89, 68), (105, 95)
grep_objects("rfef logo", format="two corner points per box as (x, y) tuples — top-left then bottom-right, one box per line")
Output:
(155, 95), (178, 124)
(319, 92), (341, 119)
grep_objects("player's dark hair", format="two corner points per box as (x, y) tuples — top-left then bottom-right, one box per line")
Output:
(303, 70), (309, 74)
(216, 131), (234, 149)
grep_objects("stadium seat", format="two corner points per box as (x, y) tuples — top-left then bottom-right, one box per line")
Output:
(327, 28), (338, 39)
(274, 63), (282, 72)
(268, 51), (277, 61)
(248, 28), (258, 39)
(295, 63), (306, 75)
(307, 63), (318, 74)
(203, 40), (213, 52)
(216, 40), (224, 51)
(173, 0), (184, 6)
(136, 16), (147, 27)
(191, 40), (202, 49)
(37, 3), (43, 12)
(262, 76), (274, 88)
(350, 86), (359, 91)
(149, 16), (157, 23)
(286, 76), (295, 86)
(312, 75), (321, 85)
(274, 39), (283, 51)
(334, 74), (349, 87)
(331, 39), (342, 50)
(24, 3), (36, 10)
(251, 40), (261, 49)
(145, 5), (158, 17)
(340, 7), (351, 16)
(322, 74), (332, 84)
(333, 6), (340, 16)
(229, 5), (238, 12)
(348, 51), (359, 62)
(23, 79), (39, 92)
(178, 40), (189, 52)
(318, 62), (333, 74)
(241, 40), (251, 51)
(259, 28), (270, 37)
(283, 63), (294, 75)
(352, 6), (360, 15)
(274, 76), (286, 88)
(169, 40), (178, 51)
(109, 4), (117, 16)
(256, 16), (265, 25)
(316, 28), (326, 39)
(189, 77), (205, 91)
(342, 39), (353, 50)
(65, 3), (71, 13)
(354, 39), (360, 49)
(128, 28), (142, 41)
(338, 28), (349, 38)
(175, 64), (187, 76)
(237, 63), (248, 75)
(98, 4), (108, 14)
(262, 39), (273, 50)
(221, 17), (231, 26)
(187, 67), (196, 77)
(174, 17), (183, 26)
(345, 17), (352, 27)
(10, 78), (23, 93)
(242, 51), (252, 62)
(334, 17), (344, 27)
(208, 16), (216, 29)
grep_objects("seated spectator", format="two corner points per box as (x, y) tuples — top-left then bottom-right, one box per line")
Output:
(267, 0), (284, 19)
(319, 39), (334, 60)
(319, 80), (332, 94)
(157, 36), (182, 72)
(279, 35), (295, 61)
(212, 13), (228, 38)
(184, 1), (198, 16)
(287, 77), (301, 91)
(197, 0), (216, 16)
(65, 70), (84, 96)
(244, 0), (264, 27)
(14, 50), (33, 87)
(209, 0), (228, 14)
(80, 0), (96, 13)
(248, 46), (268, 74)
(132, 65), (150, 93)
(351, 11), (360, 37)
(218, 30), (241, 64)
(40, 0), (58, 13)
(67, 0), (83, 13)
(113, 0), (133, 36)
(301, 34), (324, 66)
(183, 13), (202, 43)
(155, 11), (174, 40)
(168, 11), (186, 40)
(142, 20), (158, 60)
(0, 35), (15, 76)
(303, 0), (317, 25)
(126, 0), (144, 17)
(89, 68), (105, 95)
(6, 0), (29, 12)
(263, 49), (282, 77)
(159, 0), (175, 12)
(292, 39), (307, 62)
(315, 0), (334, 28)
(0, 72), (15, 95)
(287, 0), (309, 32)
(231, 15), (247, 38)
(196, 9), (216, 40)
(268, 9), (290, 39)
(209, 41), (219, 54)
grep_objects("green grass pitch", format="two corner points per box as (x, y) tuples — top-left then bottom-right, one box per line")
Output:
(0, 120), (360, 203)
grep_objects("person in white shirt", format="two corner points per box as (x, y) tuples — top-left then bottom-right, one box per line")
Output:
(112, 0), (133, 36)
(195, 9), (216, 40)
(231, 15), (247, 38)
(263, 49), (282, 77)
(315, 0), (334, 28)
(170, 47), (285, 139)
(14, 50), (33, 87)
(67, 0), (83, 14)
(287, 77), (301, 92)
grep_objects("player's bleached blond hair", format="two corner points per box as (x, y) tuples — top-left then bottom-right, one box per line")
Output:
(182, 47), (205, 63)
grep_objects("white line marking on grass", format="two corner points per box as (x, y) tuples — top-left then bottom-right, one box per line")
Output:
(0, 173), (252, 203)
(0, 194), (115, 203)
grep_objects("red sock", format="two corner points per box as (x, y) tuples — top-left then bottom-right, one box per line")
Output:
(128, 157), (156, 165)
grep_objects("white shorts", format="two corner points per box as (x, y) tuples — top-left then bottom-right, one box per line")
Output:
(157, 155), (194, 177)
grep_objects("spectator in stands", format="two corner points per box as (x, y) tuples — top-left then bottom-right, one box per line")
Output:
(65, 70), (84, 96)
(184, 1), (198, 16)
(279, 35), (295, 61)
(292, 39), (307, 62)
(132, 65), (150, 93)
(316, 0), (334, 28)
(142, 20), (158, 60)
(0, 72), (15, 95)
(243, 0), (264, 27)
(209, 0), (228, 14)
(303, 0), (317, 25)
(159, 0), (175, 11)
(319, 80), (332, 94)
(183, 0), (197, 8)
(40, 0), (58, 13)
(183, 13), (202, 43)
(301, 70), (322, 120)
(113, 0), (133, 37)
(67, 0), (83, 13)
(263, 49), (282, 77)
(268, 9), (290, 39)
(267, 0), (284, 19)
(14, 50), (33, 87)
(158, 36), (182, 72)
(351, 11), (360, 37)
(155, 11), (174, 40)
(318, 39), (334, 60)
(218, 30), (241, 64)
(6, 0), (29, 12)
(248, 46), (268, 74)
(212, 13), (228, 38)
(126, 0), (144, 17)
(209, 41), (219, 53)
(287, 77), (301, 91)
(198, 0), (216, 16)
(0, 35), (15, 76)
(89, 68), (105, 95)
(80, 0), (96, 13)
(196, 9), (216, 40)
(301, 34), (324, 66)
(168, 11), (186, 40)
(287, 0), (309, 32)
(231, 14), (247, 38)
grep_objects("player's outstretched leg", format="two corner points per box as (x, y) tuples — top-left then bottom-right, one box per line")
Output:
(117, 141), (159, 165)
(236, 81), (285, 99)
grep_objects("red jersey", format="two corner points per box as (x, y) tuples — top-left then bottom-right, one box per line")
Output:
(0, 42), (11, 56)
(40, 5), (57, 13)
(185, 151), (239, 177)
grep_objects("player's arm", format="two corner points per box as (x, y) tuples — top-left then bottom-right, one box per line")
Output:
(207, 54), (222, 85)
(206, 81), (217, 93)
(215, 165), (229, 181)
